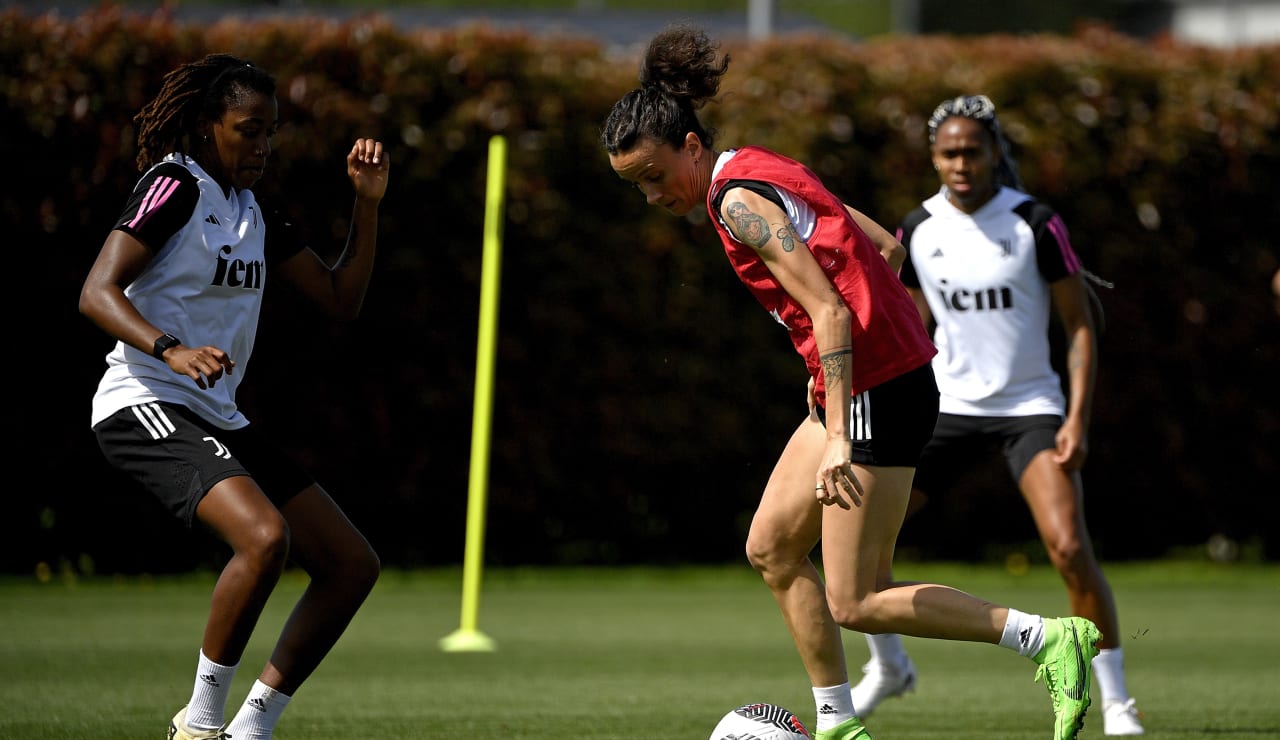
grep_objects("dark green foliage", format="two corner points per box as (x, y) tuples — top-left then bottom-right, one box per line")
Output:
(5, 7), (1277, 572)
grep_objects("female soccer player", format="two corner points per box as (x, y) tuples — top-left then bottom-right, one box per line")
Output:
(849, 94), (1143, 736)
(601, 25), (1101, 740)
(79, 54), (388, 739)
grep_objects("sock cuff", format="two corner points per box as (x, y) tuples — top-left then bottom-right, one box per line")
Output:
(251, 680), (293, 706)
(198, 649), (239, 671)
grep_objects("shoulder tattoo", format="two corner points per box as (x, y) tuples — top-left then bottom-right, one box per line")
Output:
(725, 201), (772, 250)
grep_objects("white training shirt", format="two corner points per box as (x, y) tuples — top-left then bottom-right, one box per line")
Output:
(898, 186), (1081, 417)
(91, 154), (302, 430)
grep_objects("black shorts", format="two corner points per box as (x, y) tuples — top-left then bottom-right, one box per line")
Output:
(816, 362), (940, 467)
(93, 402), (313, 527)
(911, 412), (1062, 495)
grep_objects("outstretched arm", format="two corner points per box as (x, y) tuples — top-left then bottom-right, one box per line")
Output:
(277, 138), (390, 320)
(721, 187), (862, 509)
(1050, 272), (1097, 470)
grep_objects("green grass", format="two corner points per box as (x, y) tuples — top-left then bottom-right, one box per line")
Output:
(2, 562), (1278, 738)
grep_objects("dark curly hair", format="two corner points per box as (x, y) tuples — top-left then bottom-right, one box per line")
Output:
(133, 53), (276, 170)
(600, 24), (730, 154)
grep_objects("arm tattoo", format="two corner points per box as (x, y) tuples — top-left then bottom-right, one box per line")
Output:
(775, 220), (801, 253)
(820, 348), (852, 381)
(726, 202), (771, 250)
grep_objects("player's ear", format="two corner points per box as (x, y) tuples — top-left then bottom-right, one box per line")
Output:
(683, 131), (703, 161)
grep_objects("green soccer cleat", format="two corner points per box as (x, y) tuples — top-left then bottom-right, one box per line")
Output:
(168, 706), (229, 740)
(813, 716), (873, 740)
(1033, 616), (1102, 740)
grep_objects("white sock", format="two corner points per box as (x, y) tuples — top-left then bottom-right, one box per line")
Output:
(999, 609), (1045, 658)
(225, 679), (291, 740)
(864, 633), (909, 672)
(813, 682), (856, 731)
(1093, 647), (1130, 705)
(184, 650), (238, 731)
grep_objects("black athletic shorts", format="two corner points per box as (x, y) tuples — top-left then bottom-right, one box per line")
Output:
(93, 402), (313, 527)
(815, 362), (940, 467)
(911, 412), (1063, 495)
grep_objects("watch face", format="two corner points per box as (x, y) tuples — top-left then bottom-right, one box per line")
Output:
(154, 334), (181, 358)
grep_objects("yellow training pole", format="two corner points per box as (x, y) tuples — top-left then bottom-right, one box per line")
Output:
(440, 135), (506, 653)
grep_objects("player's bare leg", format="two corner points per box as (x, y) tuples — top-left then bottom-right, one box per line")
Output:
(223, 485), (378, 740)
(170, 477), (289, 738)
(820, 465), (1008, 642)
(1019, 452), (1118, 645)
(196, 477), (290, 667)
(1021, 452), (1142, 735)
(256, 484), (379, 695)
(747, 413), (842, 688)
(747, 413), (869, 736)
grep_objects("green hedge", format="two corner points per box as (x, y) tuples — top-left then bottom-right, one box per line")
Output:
(7, 6), (1278, 572)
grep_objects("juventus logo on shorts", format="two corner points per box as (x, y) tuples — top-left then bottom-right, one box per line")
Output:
(203, 436), (233, 459)
(129, 403), (232, 459)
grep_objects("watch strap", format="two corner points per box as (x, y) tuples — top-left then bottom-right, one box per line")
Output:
(152, 333), (182, 360)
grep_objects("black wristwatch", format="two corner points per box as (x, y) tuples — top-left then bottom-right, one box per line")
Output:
(152, 333), (182, 360)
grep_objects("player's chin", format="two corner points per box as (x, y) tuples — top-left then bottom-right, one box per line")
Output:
(236, 168), (265, 188)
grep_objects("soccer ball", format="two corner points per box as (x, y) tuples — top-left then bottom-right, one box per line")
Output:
(709, 702), (812, 740)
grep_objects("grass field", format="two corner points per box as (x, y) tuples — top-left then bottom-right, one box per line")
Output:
(2, 561), (1277, 739)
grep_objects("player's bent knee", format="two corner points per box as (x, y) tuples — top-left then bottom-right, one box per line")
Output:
(826, 597), (874, 632)
(1046, 534), (1088, 571)
(239, 518), (290, 572)
(744, 542), (807, 588)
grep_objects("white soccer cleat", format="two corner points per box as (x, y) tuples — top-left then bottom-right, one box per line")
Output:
(1102, 698), (1145, 735)
(849, 657), (917, 718)
(168, 706), (230, 740)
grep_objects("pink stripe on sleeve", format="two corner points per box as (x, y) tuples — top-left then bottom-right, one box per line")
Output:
(1046, 214), (1081, 273)
(126, 176), (180, 230)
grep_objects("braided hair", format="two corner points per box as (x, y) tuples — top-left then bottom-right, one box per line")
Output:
(133, 53), (277, 171)
(929, 95), (1113, 325)
(600, 24), (729, 154)
(927, 94), (1024, 191)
